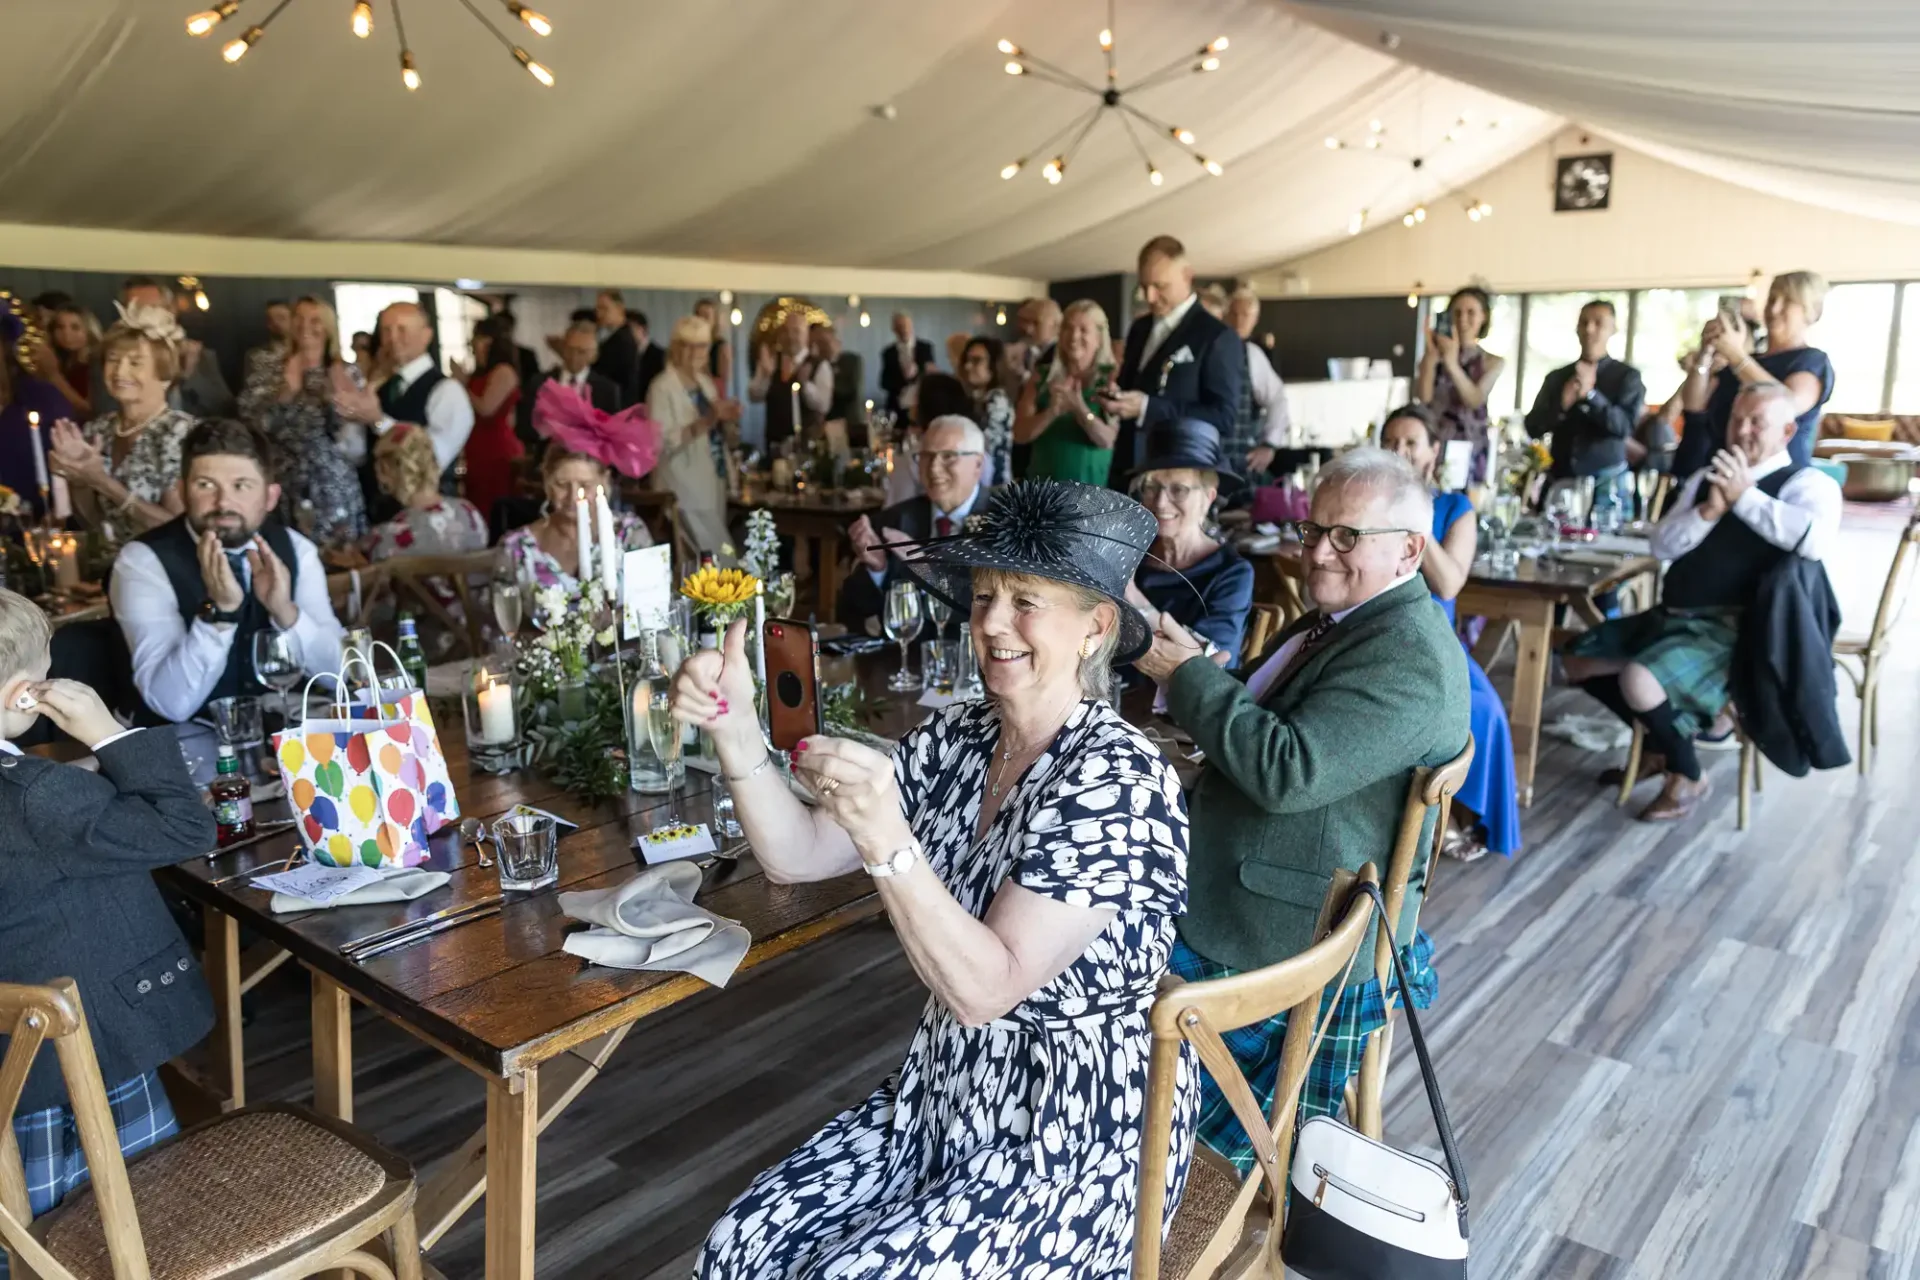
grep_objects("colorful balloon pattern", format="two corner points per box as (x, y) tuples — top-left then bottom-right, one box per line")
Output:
(270, 707), (459, 869)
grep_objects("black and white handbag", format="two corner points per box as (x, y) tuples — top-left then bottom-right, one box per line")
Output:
(1281, 881), (1470, 1279)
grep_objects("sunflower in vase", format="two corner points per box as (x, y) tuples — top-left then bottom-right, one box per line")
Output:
(680, 564), (761, 629)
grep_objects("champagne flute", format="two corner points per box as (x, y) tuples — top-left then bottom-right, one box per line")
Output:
(251, 631), (301, 724)
(924, 592), (952, 637)
(492, 562), (524, 639)
(648, 689), (685, 824)
(884, 581), (924, 691)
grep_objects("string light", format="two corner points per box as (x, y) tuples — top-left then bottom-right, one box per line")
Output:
(718, 289), (734, 305)
(1172, 128), (1196, 146)
(1201, 157), (1223, 176)
(1347, 209), (1368, 236)
(1324, 137), (1341, 149)
(505, 2), (550, 36)
(351, 1), (373, 38)
(997, 38), (1018, 54)
(1407, 286), (1421, 309)
(1098, 28), (1112, 50)
(1043, 157), (1064, 184)
(1005, 61), (1025, 76)
(400, 48), (420, 90)
(185, 1), (239, 36)
(847, 294), (861, 307)
(1000, 161), (1023, 180)
(859, 311), (872, 328)
(1402, 205), (1427, 227)
(1147, 165), (1163, 186)
(995, 306), (1008, 325)
(729, 307), (743, 327)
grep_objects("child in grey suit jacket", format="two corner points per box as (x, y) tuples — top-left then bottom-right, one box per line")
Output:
(0, 588), (217, 1271)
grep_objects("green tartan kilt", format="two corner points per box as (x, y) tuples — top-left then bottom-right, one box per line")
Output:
(1568, 607), (1740, 737)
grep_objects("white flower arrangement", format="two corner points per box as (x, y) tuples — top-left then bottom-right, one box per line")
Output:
(744, 508), (780, 583)
(534, 577), (614, 681)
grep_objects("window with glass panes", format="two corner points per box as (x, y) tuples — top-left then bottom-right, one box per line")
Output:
(1814, 283), (1897, 413)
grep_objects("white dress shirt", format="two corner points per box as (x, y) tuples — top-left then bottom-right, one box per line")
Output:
(111, 531), (346, 724)
(1142, 294), (1199, 370)
(868, 485), (981, 588)
(1247, 346), (1291, 447)
(371, 354), (476, 473)
(1650, 451), (1840, 564)
(0, 729), (142, 757)
(552, 367), (593, 396)
(1244, 571), (1422, 704)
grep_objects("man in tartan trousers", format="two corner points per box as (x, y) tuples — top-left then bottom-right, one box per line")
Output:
(1137, 448), (1470, 1173)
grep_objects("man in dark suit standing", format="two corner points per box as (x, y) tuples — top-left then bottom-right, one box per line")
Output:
(837, 415), (985, 635)
(1100, 235), (1244, 488)
(1523, 299), (1647, 514)
(879, 312), (937, 417)
(591, 289), (639, 407)
(544, 321), (622, 414)
(627, 309), (668, 409)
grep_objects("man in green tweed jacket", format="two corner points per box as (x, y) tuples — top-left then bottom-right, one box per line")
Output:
(1136, 447), (1470, 1171)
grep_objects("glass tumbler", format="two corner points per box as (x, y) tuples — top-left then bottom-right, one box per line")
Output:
(490, 811), (559, 892)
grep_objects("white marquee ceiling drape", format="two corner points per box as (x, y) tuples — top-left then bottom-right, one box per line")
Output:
(0, 0), (1553, 279)
(1288, 0), (1920, 228)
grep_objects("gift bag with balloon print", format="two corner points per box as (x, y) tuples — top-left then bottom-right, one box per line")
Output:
(340, 641), (460, 838)
(269, 652), (459, 870)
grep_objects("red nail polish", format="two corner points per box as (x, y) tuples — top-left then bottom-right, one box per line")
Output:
(792, 741), (807, 754)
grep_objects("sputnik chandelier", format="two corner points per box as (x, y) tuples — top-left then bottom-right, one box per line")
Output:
(184, 0), (556, 90)
(996, 0), (1228, 187)
(1322, 92), (1504, 236)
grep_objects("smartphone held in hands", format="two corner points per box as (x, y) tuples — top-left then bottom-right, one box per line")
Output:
(764, 619), (823, 753)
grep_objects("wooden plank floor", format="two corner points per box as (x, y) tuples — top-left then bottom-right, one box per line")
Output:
(232, 503), (1919, 1279)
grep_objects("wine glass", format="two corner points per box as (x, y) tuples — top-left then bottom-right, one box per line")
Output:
(883, 581), (924, 691)
(491, 562), (524, 640)
(924, 592), (952, 637)
(648, 689), (685, 824)
(251, 631), (302, 723)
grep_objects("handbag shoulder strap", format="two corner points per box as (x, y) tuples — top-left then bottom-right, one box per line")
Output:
(1354, 879), (1471, 1232)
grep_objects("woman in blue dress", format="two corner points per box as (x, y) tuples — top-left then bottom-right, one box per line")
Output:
(1383, 405), (1522, 860)
(1123, 419), (1255, 668)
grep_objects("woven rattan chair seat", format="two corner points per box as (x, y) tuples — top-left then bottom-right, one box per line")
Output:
(38, 1109), (388, 1280)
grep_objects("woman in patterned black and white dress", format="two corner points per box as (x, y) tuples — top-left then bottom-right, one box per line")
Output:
(673, 480), (1197, 1279)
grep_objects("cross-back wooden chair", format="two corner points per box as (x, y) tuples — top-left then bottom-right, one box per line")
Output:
(1645, 471), (1675, 523)
(326, 565), (390, 632)
(1616, 714), (1761, 829)
(1833, 509), (1920, 774)
(1239, 604), (1286, 669)
(380, 551), (498, 660)
(622, 485), (699, 578)
(1133, 866), (1380, 1280)
(0, 979), (421, 1280)
(1347, 737), (1475, 1140)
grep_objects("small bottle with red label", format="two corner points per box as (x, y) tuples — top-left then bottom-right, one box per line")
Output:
(209, 744), (255, 846)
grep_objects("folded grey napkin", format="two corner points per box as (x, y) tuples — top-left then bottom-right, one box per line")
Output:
(269, 868), (451, 914)
(559, 862), (750, 987)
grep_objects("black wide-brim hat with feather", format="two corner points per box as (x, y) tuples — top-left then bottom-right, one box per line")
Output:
(1126, 417), (1246, 495)
(896, 479), (1159, 663)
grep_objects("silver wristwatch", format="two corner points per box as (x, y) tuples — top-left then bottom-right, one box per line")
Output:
(863, 842), (921, 878)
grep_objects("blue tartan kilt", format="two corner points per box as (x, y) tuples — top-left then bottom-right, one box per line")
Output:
(1169, 933), (1438, 1177)
(4, 1071), (178, 1280)
(1567, 607), (1740, 736)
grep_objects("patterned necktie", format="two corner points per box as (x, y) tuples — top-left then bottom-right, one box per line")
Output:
(1269, 614), (1337, 693)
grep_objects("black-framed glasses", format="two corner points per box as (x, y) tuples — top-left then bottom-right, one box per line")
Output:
(922, 449), (982, 468)
(1293, 520), (1414, 553)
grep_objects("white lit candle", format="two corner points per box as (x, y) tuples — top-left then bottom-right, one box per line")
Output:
(594, 485), (619, 598)
(754, 581), (767, 692)
(573, 486), (593, 584)
(790, 380), (801, 436)
(27, 411), (48, 499)
(53, 535), (79, 589)
(477, 672), (516, 743)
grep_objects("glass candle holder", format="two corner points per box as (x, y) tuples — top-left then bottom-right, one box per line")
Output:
(462, 662), (520, 774)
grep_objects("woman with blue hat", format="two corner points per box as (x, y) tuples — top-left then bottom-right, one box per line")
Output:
(1123, 417), (1255, 665)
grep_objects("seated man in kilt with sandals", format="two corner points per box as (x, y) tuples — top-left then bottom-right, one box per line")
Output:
(1563, 382), (1841, 822)
(1136, 447), (1469, 1173)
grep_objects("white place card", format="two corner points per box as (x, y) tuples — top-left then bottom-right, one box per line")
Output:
(635, 822), (718, 865)
(250, 863), (385, 904)
(623, 545), (675, 639)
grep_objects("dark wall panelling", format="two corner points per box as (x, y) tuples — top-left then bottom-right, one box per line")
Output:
(1254, 296), (1421, 384)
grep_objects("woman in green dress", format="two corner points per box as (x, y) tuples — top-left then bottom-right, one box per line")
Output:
(1014, 299), (1119, 484)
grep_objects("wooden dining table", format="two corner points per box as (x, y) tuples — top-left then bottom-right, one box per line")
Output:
(729, 489), (884, 618)
(1257, 540), (1659, 806)
(157, 734), (888, 1280)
